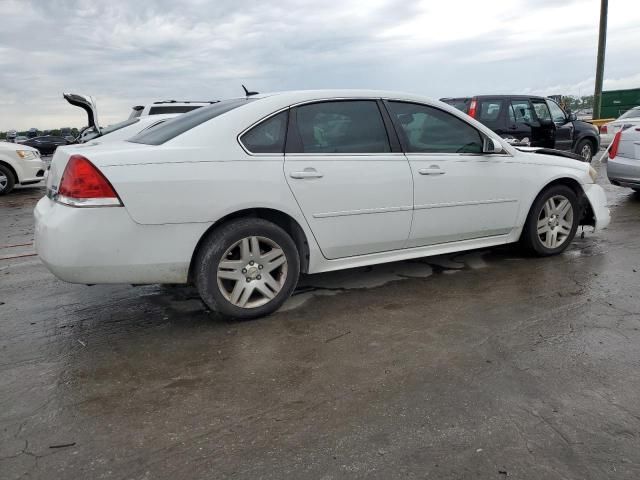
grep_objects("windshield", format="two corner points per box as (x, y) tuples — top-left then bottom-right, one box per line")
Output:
(129, 98), (255, 145)
(618, 107), (640, 120)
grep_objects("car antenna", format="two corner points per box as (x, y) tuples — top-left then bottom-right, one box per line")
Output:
(242, 85), (259, 97)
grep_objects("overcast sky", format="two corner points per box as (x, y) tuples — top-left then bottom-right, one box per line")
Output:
(1, 0), (639, 130)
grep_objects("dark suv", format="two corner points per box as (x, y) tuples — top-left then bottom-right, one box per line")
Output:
(440, 95), (600, 161)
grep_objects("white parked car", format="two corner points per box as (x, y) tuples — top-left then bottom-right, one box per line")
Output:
(35, 90), (610, 318)
(600, 106), (640, 147)
(607, 126), (640, 191)
(64, 93), (177, 144)
(0, 141), (45, 195)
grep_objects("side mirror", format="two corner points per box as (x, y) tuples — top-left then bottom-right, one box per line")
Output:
(483, 137), (504, 154)
(568, 113), (577, 121)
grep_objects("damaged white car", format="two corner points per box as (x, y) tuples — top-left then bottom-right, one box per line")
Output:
(36, 90), (610, 318)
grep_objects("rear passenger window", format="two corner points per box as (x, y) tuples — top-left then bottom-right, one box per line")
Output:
(387, 101), (483, 154)
(292, 101), (390, 153)
(510, 100), (535, 125)
(478, 100), (503, 121)
(240, 111), (288, 154)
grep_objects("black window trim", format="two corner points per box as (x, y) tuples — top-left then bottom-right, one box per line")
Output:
(381, 99), (500, 156)
(237, 107), (290, 156)
(285, 98), (403, 157)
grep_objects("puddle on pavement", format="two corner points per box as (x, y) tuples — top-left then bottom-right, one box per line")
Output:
(280, 250), (490, 312)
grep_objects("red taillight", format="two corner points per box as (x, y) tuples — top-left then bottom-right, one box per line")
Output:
(609, 131), (622, 159)
(57, 155), (121, 207)
(600, 124), (607, 134)
(468, 98), (478, 118)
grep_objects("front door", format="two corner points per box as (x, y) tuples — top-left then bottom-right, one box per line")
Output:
(546, 99), (574, 150)
(284, 100), (413, 259)
(384, 101), (522, 247)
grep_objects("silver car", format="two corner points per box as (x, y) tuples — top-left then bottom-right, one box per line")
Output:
(607, 126), (640, 191)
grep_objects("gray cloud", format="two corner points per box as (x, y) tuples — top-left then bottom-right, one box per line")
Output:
(0, 0), (638, 129)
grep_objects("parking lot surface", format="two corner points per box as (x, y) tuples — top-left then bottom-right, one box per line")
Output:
(1, 158), (640, 479)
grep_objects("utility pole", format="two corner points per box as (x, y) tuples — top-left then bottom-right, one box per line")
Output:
(593, 0), (608, 120)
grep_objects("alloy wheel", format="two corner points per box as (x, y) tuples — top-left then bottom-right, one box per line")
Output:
(581, 144), (592, 162)
(536, 195), (574, 249)
(0, 173), (7, 192)
(216, 236), (288, 309)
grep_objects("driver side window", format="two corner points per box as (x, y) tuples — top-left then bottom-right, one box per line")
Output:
(386, 101), (483, 154)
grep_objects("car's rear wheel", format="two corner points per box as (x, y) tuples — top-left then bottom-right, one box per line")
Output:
(0, 165), (15, 195)
(576, 139), (594, 162)
(194, 218), (300, 319)
(521, 185), (579, 256)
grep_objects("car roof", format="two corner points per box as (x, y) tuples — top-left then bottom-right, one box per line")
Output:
(245, 89), (454, 104)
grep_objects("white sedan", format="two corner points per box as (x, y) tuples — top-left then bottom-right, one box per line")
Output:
(0, 141), (45, 195)
(600, 106), (640, 147)
(35, 90), (610, 318)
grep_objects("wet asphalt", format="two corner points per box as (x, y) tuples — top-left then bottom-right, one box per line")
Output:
(1, 156), (640, 479)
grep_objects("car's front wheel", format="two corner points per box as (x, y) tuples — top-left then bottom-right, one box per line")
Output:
(521, 185), (579, 256)
(576, 139), (594, 162)
(0, 164), (15, 195)
(194, 218), (300, 319)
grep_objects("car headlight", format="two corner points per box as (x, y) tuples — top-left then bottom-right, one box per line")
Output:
(589, 165), (598, 182)
(16, 150), (36, 160)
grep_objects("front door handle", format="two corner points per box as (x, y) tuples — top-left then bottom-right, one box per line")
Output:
(418, 166), (445, 176)
(290, 168), (323, 179)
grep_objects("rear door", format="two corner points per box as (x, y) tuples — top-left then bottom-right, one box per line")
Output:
(283, 100), (413, 259)
(530, 98), (556, 148)
(546, 99), (573, 150)
(507, 99), (535, 145)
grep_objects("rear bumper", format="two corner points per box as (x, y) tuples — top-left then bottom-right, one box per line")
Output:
(599, 133), (614, 148)
(582, 184), (610, 231)
(607, 156), (640, 188)
(34, 197), (211, 284)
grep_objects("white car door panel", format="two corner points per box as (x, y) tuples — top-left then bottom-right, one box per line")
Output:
(407, 154), (521, 247)
(385, 100), (522, 247)
(284, 155), (413, 259)
(283, 100), (413, 260)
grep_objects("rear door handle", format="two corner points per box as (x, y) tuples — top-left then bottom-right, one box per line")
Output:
(418, 166), (445, 176)
(290, 168), (323, 179)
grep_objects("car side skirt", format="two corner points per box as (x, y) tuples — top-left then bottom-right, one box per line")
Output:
(307, 232), (516, 274)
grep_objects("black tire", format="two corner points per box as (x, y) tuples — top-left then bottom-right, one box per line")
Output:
(0, 164), (16, 196)
(521, 185), (579, 256)
(575, 138), (594, 163)
(194, 218), (300, 319)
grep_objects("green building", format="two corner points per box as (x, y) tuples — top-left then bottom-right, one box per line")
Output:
(601, 88), (640, 119)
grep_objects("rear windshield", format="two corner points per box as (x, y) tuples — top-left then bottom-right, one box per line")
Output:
(148, 105), (203, 115)
(102, 118), (139, 135)
(129, 98), (255, 145)
(440, 98), (470, 113)
(618, 107), (640, 120)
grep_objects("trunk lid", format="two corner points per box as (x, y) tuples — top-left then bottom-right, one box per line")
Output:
(63, 93), (101, 139)
(46, 141), (153, 195)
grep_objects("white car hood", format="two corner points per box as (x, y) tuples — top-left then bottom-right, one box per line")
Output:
(0, 141), (38, 153)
